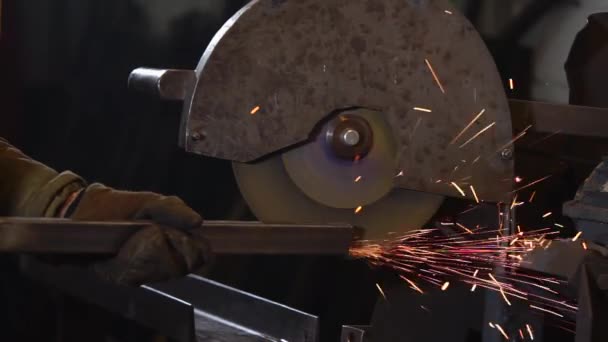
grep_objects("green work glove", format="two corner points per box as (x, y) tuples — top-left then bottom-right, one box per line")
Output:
(66, 183), (209, 286)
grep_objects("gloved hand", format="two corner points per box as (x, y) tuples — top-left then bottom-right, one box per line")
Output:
(65, 183), (209, 286)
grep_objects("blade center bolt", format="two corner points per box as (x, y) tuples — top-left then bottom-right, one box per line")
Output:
(341, 129), (361, 146)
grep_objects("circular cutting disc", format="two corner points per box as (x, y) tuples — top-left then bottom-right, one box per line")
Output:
(282, 109), (398, 209)
(233, 154), (444, 239)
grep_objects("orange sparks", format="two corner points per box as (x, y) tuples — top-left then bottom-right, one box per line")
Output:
(473, 269), (479, 277)
(450, 109), (486, 145)
(529, 190), (537, 202)
(489, 322), (495, 328)
(400, 276), (424, 294)
(510, 195), (518, 210)
(572, 231), (583, 242)
(441, 282), (450, 291)
(495, 324), (510, 340)
(515, 176), (523, 183)
(354, 176), (362, 183)
(355, 206), (363, 214)
(530, 305), (564, 318)
(459, 122), (497, 148)
(470, 185), (480, 203)
(444, 10), (453, 14)
(425, 58), (445, 94)
(509, 78), (515, 90)
(555, 223), (564, 228)
(457, 223), (473, 234)
(451, 182), (466, 197)
(500, 287), (512, 306)
(511, 175), (552, 194)
(582, 241), (588, 250)
(395, 170), (404, 177)
(526, 324), (534, 340)
(519, 329), (525, 339)
(250, 106), (261, 115)
(471, 284), (477, 292)
(488, 273), (500, 286)
(517, 225), (522, 233)
(413, 107), (432, 113)
(376, 283), (387, 300)
(497, 125), (532, 152)
(510, 237), (519, 246)
(542, 212), (552, 218)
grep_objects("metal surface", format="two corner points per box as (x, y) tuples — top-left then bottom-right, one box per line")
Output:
(22, 258), (320, 342)
(233, 154), (444, 239)
(340, 325), (371, 342)
(0, 218), (354, 255)
(153, 275), (319, 342)
(281, 109), (400, 209)
(563, 160), (608, 245)
(131, 0), (514, 202)
(129, 68), (195, 100)
(510, 99), (608, 138)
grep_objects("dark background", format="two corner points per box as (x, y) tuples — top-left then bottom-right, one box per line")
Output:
(1, 1), (606, 341)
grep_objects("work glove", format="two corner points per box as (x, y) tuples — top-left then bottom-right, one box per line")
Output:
(65, 183), (209, 286)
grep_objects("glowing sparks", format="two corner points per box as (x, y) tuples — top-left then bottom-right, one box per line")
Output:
(495, 323), (510, 340)
(500, 287), (512, 306)
(470, 185), (480, 203)
(497, 125), (532, 152)
(542, 212), (552, 218)
(376, 283), (387, 300)
(425, 58), (445, 94)
(519, 329), (525, 339)
(354, 176), (362, 183)
(526, 324), (534, 340)
(450, 109), (486, 145)
(554, 223), (564, 228)
(488, 273), (498, 285)
(511, 175), (552, 194)
(582, 241), (588, 250)
(515, 176), (523, 183)
(413, 107), (432, 113)
(444, 10), (453, 14)
(489, 322), (495, 328)
(509, 78), (515, 90)
(572, 231), (583, 242)
(451, 182), (466, 197)
(459, 122), (497, 148)
(510, 194), (518, 210)
(529, 191), (537, 203)
(250, 106), (261, 115)
(457, 223), (474, 234)
(355, 206), (363, 214)
(395, 170), (404, 177)
(400, 276), (424, 294)
(350, 226), (578, 322)
(530, 305), (564, 318)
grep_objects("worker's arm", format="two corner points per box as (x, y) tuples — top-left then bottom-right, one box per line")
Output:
(0, 137), (208, 285)
(0, 137), (86, 217)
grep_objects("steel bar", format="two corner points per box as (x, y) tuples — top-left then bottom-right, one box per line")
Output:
(21, 257), (320, 342)
(0, 218), (354, 255)
(510, 99), (608, 138)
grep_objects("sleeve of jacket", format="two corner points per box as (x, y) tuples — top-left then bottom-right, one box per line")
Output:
(0, 138), (87, 217)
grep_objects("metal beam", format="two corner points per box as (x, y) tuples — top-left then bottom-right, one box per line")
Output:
(0, 218), (355, 255)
